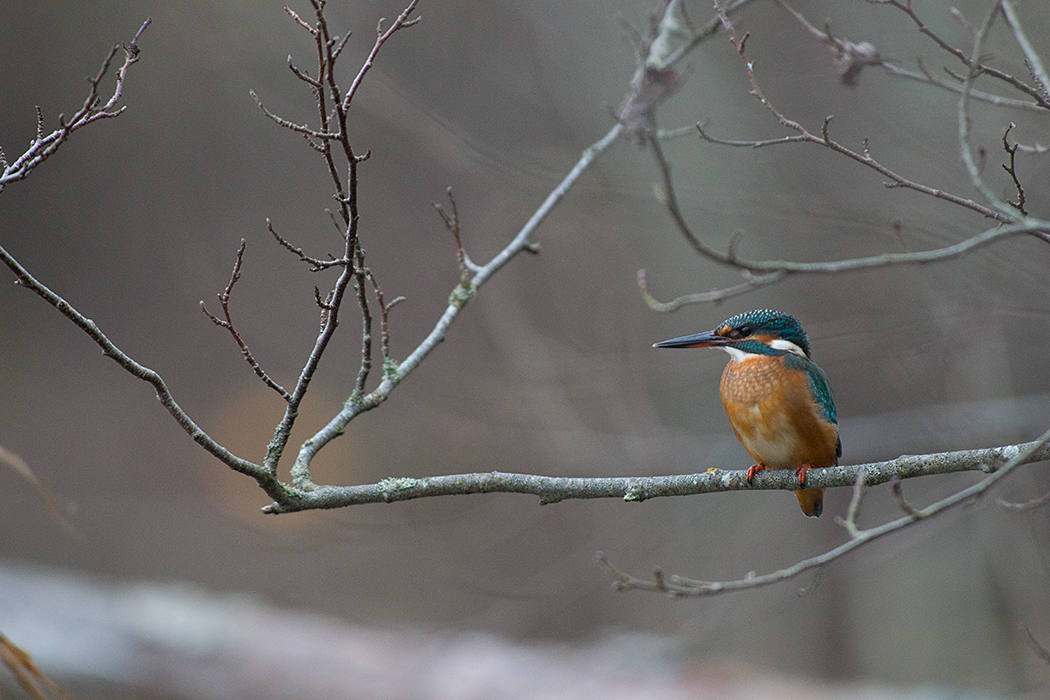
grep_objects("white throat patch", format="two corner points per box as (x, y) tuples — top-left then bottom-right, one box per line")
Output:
(720, 346), (752, 362)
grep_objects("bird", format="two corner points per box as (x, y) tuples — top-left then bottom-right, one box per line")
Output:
(654, 309), (840, 517)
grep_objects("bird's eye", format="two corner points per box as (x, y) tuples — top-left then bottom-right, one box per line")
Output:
(728, 324), (753, 339)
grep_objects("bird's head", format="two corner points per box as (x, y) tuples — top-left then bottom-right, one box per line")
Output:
(653, 309), (812, 362)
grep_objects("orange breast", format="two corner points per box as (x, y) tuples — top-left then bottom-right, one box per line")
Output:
(719, 355), (839, 470)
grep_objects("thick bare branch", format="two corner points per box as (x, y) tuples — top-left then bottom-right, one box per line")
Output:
(264, 435), (1050, 513)
(598, 427), (1050, 597)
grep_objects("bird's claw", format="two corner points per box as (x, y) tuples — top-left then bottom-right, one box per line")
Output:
(745, 463), (767, 485)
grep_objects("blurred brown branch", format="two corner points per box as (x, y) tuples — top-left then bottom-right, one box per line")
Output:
(1, 632), (72, 700)
(0, 446), (77, 537)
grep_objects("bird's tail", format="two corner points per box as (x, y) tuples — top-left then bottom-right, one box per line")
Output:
(794, 487), (825, 517)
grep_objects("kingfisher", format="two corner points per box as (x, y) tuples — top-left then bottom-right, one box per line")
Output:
(654, 309), (840, 517)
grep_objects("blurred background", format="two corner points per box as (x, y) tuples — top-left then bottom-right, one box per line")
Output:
(1, 0), (1049, 697)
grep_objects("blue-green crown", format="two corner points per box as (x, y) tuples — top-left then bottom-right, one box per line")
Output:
(720, 309), (812, 358)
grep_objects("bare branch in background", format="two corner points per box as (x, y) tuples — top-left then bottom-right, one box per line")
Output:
(641, 0), (1049, 310)
(869, 0), (1050, 110)
(998, 488), (1050, 512)
(200, 240), (292, 400)
(616, 0), (756, 141)
(0, 446), (77, 538)
(0, 19), (150, 192)
(1020, 622), (1050, 666)
(0, 632), (72, 700)
(774, 0), (881, 86)
(1000, 123), (1028, 216)
(0, 20), (284, 499)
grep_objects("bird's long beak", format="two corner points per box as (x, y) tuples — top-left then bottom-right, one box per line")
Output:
(652, 330), (726, 349)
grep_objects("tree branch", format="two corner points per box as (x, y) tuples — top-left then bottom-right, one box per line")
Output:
(641, 0), (1049, 310)
(286, 122), (625, 491)
(596, 426), (1050, 597)
(696, 117), (1009, 222)
(870, 0), (1050, 110)
(878, 60), (1045, 113)
(263, 435), (1050, 513)
(200, 239), (291, 400)
(0, 19), (151, 192)
(0, 240), (286, 498)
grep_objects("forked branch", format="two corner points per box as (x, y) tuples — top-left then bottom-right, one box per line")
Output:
(0, 19), (151, 192)
(598, 427), (1050, 597)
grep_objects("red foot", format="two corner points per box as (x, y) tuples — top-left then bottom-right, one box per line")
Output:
(795, 464), (812, 487)
(745, 463), (767, 484)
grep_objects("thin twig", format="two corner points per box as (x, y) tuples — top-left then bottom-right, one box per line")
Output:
(995, 2), (1050, 107)
(342, 1), (421, 111)
(998, 488), (1050, 512)
(1000, 123), (1027, 216)
(879, 62), (1044, 112)
(0, 244), (285, 498)
(366, 270), (404, 380)
(835, 467), (868, 538)
(434, 187), (480, 275)
(200, 240), (291, 400)
(267, 218), (346, 271)
(958, 2), (1024, 222)
(704, 5), (1011, 223)
(637, 268), (785, 311)
(890, 476), (921, 516)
